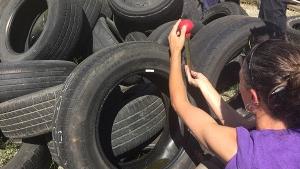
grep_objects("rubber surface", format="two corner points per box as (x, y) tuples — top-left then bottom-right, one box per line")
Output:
(201, 2), (247, 25)
(287, 16), (300, 44)
(52, 42), (198, 169)
(0, 85), (63, 139)
(191, 15), (264, 80)
(106, 17), (124, 42)
(100, 0), (113, 18)
(0, 0), (9, 18)
(0, 0), (83, 61)
(189, 16), (264, 126)
(125, 32), (147, 42)
(109, 0), (183, 31)
(92, 17), (119, 52)
(80, 0), (101, 28)
(0, 60), (75, 103)
(47, 140), (60, 165)
(111, 83), (166, 156)
(48, 83), (166, 164)
(2, 141), (52, 169)
(182, 0), (202, 22)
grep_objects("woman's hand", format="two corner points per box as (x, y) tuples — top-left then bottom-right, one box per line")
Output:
(168, 19), (187, 57)
(184, 65), (208, 88)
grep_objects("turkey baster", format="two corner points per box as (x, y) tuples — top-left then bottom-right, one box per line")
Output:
(178, 19), (194, 69)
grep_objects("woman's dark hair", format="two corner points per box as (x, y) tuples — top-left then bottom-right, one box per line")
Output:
(243, 40), (300, 128)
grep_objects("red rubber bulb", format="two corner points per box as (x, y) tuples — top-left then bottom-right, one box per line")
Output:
(178, 19), (194, 38)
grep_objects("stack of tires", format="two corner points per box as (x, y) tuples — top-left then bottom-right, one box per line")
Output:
(0, 0), (262, 169)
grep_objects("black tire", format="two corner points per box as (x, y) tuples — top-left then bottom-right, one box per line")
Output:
(106, 17), (124, 42)
(100, 0), (113, 18)
(189, 16), (264, 121)
(287, 16), (300, 44)
(182, 0), (202, 22)
(0, 0), (9, 18)
(70, 0), (103, 60)
(125, 32), (147, 42)
(0, 85), (63, 139)
(0, 0), (83, 61)
(191, 15), (264, 81)
(201, 2), (247, 25)
(109, 0), (183, 31)
(47, 140), (60, 165)
(92, 17), (119, 52)
(147, 20), (204, 46)
(123, 32), (147, 85)
(80, 0), (101, 28)
(0, 60), (75, 103)
(48, 84), (166, 164)
(147, 21), (176, 46)
(111, 83), (166, 157)
(24, 10), (48, 52)
(2, 141), (52, 169)
(53, 42), (202, 169)
(123, 32), (148, 85)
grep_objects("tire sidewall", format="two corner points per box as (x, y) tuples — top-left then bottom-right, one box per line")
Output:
(191, 16), (264, 84)
(109, 0), (175, 17)
(2, 142), (51, 169)
(0, 0), (81, 61)
(147, 21), (176, 45)
(287, 16), (300, 44)
(92, 17), (119, 52)
(201, 2), (246, 24)
(53, 42), (194, 169)
(109, 0), (183, 31)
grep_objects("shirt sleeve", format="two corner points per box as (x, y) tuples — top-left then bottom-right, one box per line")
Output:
(225, 127), (254, 169)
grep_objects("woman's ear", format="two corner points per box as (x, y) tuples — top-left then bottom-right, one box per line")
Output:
(244, 88), (261, 113)
(250, 89), (260, 105)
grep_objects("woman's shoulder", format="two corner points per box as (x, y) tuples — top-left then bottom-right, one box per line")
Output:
(237, 127), (300, 146)
(226, 127), (300, 169)
(225, 127), (255, 169)
(249, 127), (300, 139)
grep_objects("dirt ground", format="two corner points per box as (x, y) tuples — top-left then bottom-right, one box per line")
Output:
(241, 1), (300, 17)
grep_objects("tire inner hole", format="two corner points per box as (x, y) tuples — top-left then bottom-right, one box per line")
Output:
(98, 73), (186, 169)
(8, 0), (47, 53)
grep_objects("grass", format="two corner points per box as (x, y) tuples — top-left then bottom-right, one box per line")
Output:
(221, 84), (239, 102)
(0, 136), (60, 169)
(49, 162), (59, 169)
(0, 137), (20, 168)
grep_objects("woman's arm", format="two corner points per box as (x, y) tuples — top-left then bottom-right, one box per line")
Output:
(168, 20), (237, 162)
(185, 68), (255, 129)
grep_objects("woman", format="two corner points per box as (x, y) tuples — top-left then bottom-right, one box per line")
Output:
(168, 20), (300, 169)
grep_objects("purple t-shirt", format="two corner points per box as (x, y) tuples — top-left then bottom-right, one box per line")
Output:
(226, 127), (300, 169)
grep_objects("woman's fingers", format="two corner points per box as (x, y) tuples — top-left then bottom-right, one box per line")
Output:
(190, 70), (198, 78)
(185, 65), (191, 80)
(184, 65), (193, 82)
(179, 25), (187, 40)
(169, 19), (187, 40)
(186, 66), (201, 80)
(168, 19), (187, 55)
(170, 19), (181, 38)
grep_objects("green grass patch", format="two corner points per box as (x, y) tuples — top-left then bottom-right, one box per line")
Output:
(221, 84), (239, 102)
(0, 138), (20, 167)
